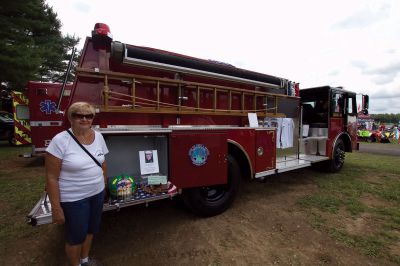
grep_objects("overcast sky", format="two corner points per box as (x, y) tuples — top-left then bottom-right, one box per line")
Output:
(47, 0), (400, 114)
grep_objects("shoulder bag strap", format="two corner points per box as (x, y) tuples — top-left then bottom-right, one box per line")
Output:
(66, 129), (102, 168)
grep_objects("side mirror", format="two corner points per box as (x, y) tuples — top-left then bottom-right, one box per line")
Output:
(363, 109), (368, 115)
(362, 95), (369, 109)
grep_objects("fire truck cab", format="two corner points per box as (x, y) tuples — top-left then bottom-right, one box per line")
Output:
(27, 23), (368, 225)
(300, 86), (362, 172)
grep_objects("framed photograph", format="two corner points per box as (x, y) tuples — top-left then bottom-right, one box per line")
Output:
(139, 150), (159, 175)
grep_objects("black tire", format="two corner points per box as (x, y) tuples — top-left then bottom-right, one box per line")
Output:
(370, 136), (376, 143)
(182, 154), (241, 217)
(328, 139), (345, 172)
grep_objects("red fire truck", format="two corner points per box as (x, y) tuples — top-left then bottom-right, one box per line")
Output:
(27, 23), (369, 225)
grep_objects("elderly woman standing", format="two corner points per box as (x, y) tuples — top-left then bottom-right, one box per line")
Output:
(46, 102), (108, 266)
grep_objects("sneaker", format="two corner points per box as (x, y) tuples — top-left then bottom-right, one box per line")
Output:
(81, 258), (103, 266)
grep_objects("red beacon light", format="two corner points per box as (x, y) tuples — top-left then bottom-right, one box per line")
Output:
(92, 23), (113, 50)
(93, 23), (112, 38)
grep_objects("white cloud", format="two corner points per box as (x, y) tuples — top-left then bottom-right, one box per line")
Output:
(73, 1), (91, 13)
(46, 0), (400, 114)
(370, 73), (397, 85)
(370, 97), (400, 113)
(351, 60), (400, 85)
(364, 61), (400, 78)
(332, 2), (390, 29)
(328, 70), (340, 76)
(369, 88), (400, 99)
(351, 60), (368, 70)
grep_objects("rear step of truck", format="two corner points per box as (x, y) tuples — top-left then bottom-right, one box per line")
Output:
(27, 185), (178, 226)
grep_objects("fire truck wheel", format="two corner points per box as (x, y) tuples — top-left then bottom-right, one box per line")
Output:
(182, 154), (241, 217)
(329, 139), (345, 172)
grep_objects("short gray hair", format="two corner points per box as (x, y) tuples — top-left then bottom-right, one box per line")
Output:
(67, 102), (95, 121)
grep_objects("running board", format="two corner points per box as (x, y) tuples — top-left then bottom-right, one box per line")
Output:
(276, 159), (311, 173)
(255, 154), (329, 179)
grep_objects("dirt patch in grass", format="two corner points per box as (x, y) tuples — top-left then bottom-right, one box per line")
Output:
(0, 156), (44, 179)
(317, 208), (381, 236)
(390, 241), (400, 257)
(344, 213), (381, 236)
(0, 147), (399, 265)
(361, 173), (398, 185)
(359, 194), (394, 208)
(3, 170), (392, 265)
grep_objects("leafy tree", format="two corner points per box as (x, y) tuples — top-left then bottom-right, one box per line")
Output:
(371, 113), (400, 124)
(0, 0), (79, 90)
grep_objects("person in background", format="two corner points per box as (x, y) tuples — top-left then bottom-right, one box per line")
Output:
(393, 125), (399, 143)
(398, 125), (400, 144)
(46, 102), (108, 266)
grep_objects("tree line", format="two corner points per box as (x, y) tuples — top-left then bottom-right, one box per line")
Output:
(370, 113), (400, 125)
(0, 0), (79, 91)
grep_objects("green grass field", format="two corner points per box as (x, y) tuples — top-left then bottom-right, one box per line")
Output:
(298, 151), (400, 263)
(0, 141), (399, 264)
(0, 143), (46, 256)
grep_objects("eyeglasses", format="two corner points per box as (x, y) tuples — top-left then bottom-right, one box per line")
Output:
(72, 113), (94, 120)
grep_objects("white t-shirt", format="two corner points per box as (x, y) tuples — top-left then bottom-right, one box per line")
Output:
(266, 118), (294, 149)
(46, 129), (109, 202)
(280, 118), (294, 149)
(276, 118), (283, 148)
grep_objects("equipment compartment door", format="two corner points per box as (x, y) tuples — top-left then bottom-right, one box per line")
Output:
(170, 131), (227, 188)
(255, 129), (276, 172)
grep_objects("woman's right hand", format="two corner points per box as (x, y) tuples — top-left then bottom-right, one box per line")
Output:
(52, 207), (65, 225)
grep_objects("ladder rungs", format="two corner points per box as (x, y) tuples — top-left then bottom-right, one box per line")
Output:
(76, 68), (288, 117)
